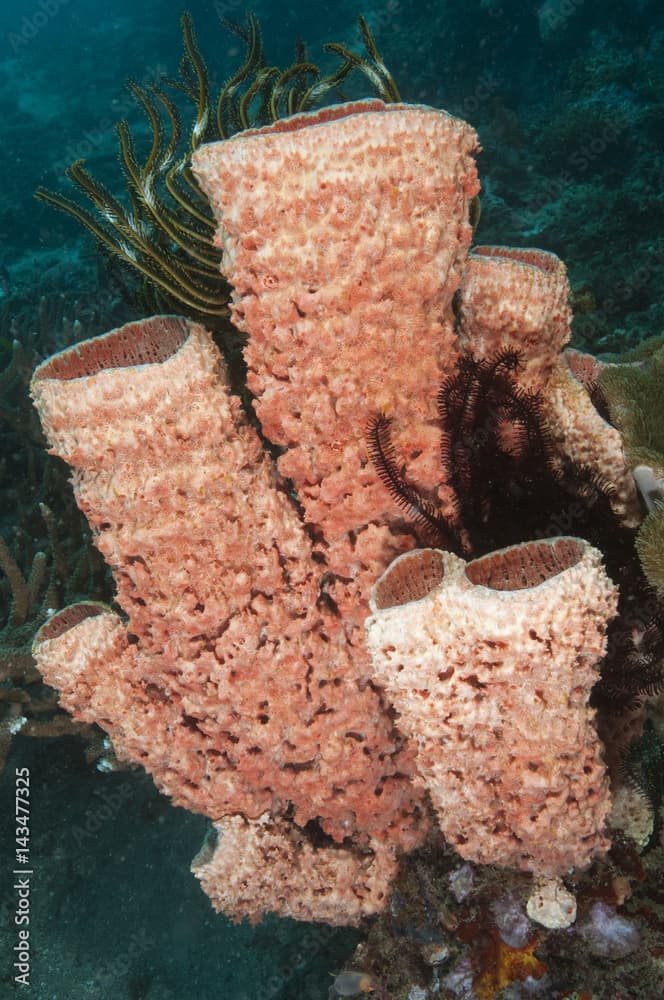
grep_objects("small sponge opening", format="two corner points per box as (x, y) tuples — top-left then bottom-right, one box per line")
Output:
(372, 549), (445, 610)
(466, 537), (584, 591)
(240, 98), (391, 139)
(32, 315), (189, 382)
(34, 601), (110, 644)
(471, 245), (561, 274)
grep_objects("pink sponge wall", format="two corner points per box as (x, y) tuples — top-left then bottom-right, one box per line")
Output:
(28, 97), (637, 922)
(31, 315), (428, 923)
(457, 246), (639, 526)
(366, 537), (618, 876)
(191, 100), (481, 634)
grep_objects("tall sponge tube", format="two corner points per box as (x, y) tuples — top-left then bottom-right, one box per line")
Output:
(30, 315), (427, 864)
(365, 537), (618, 876)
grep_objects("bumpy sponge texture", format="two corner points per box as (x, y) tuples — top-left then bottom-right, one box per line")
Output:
(366, 537), (618, 875)
(31, 316), (428, 924)
(192, 100), (479, 548)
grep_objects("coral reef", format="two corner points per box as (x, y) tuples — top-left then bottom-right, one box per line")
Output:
(1, 3), (662, 996)
(26, 93), (664, 970)
(598, 336), (664, 597)
(331, 823), (663, 999)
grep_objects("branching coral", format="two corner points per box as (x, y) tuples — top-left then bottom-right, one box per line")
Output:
(0, 504), (110, 772)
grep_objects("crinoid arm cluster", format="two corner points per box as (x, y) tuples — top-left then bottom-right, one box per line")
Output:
(35, 13), (399, 326)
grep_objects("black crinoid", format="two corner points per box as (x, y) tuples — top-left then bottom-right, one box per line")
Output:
(438, 349), (566, 552)
(367, 411), (460, 550)
(368, 347), (664, 715)
(368, 348), (619, 557)
(35, 13), (400, 327)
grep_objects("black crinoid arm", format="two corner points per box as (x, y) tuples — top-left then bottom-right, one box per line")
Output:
(367, 345), (664, 810)
(592, 574), (664, 714)
(366, 348), (631, 558)
(438, 349), (556, 549)
(366, 412), (460, 551)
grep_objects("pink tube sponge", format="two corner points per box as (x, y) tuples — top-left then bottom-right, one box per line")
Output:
(192, 813), (397, 926)
(366, 537), (618, 875)
(191, 99), (479, 551)
(30, 316), (428, 922)
(457, 246), (572, 389)
(457, 246), (639, 525)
